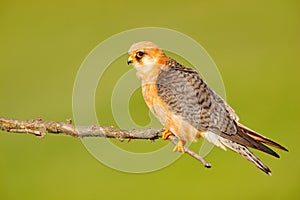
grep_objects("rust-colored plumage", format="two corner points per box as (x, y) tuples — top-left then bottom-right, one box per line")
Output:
(127, 41), (288, 175)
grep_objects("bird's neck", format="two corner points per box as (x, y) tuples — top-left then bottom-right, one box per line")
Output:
(135, 64), (163, 83)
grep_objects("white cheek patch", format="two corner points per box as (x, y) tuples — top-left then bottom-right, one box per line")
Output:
(134, 64), (152, 73)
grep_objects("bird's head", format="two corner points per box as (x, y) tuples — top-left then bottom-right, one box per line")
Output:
(127, 41), (168, 76)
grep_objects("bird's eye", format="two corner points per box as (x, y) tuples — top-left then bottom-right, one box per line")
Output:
(135, 51), (145, 59)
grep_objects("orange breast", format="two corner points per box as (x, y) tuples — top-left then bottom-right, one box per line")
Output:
(142, 83), (200, 141)
(142, 83), (170, 123)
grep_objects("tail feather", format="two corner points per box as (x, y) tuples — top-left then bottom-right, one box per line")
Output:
(236, 127), (280, 158)
(220, 122), (288, 158)
(221, 128), (280, 158)
(216, 123), (288, 175)
(237, 122), (288, 151)
(220, 137), (272, 175)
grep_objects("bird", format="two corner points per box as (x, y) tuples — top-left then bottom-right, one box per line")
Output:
(127, 41), (288, 175)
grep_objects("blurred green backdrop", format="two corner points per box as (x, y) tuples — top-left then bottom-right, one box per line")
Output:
(0, 0), (299, 199)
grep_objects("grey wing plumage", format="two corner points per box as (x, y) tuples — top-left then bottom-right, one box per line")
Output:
(156, 59), (237, 135)
(157, 59), (280, 158)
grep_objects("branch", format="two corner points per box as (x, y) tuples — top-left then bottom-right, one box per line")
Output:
(0, 116), (211, 168)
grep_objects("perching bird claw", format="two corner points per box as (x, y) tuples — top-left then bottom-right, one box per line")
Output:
(162, 130), (185, 154)
(173, 140), (186, 154)
(162, 129), (174, 140)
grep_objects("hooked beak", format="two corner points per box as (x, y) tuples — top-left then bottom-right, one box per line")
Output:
(127, 56), (133, 65)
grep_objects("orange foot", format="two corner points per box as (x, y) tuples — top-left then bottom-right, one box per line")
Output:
(162, 129), (174, 140)
(173, 140), (186, 154)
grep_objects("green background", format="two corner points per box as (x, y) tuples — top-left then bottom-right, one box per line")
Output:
(0, 0), (299, 199)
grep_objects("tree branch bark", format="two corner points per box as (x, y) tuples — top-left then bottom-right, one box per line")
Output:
(0, 116), (211, 168)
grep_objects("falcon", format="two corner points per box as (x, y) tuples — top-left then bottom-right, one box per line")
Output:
(127, 41), (288, 175)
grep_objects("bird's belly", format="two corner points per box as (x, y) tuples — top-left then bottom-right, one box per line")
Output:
(142, 83), (200, 141)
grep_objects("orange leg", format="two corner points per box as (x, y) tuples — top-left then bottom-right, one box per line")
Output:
(162, 130), (186, 154)
(173, 140), (186, 154)
(162, 129), (174, 140)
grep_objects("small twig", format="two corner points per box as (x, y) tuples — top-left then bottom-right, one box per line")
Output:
(168, 135), (211, 168)
(0, 116), (211, 168)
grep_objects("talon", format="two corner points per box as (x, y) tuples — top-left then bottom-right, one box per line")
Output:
(162, 129), (174, 140)
(173, 140), (186, 154)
